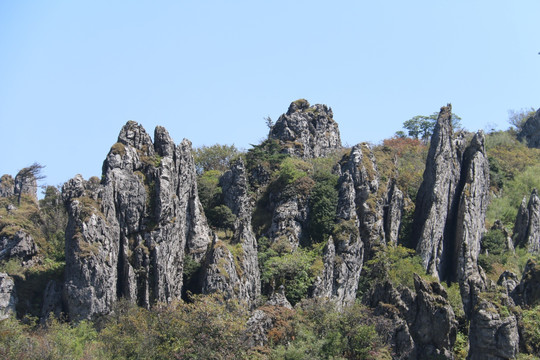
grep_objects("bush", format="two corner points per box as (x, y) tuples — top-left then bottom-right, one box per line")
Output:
(193, 144), (240, 174)
(487, 164), (540, 227)
(261, 248), (320, 306)
(270, 299), (392, 360)
(308, 181), (339, 244)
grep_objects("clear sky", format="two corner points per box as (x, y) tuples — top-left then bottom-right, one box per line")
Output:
(1, 1), (539, 191)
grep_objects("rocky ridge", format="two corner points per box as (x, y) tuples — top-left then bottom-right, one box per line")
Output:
(2, 100), (540, 359)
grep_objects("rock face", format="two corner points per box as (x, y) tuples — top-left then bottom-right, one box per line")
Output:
(467, 295), (519, 360)
(366, 274), (458, 359)
(384, 179), (404, 245)
(312, 233), (364, 308)
(267, 190), (309, 250)
(14, 169), (38, 202)
(517, 108), (540, 148)
(512, 259), (540, 307)
(412, 105), (490, 298)
(0, 170), (38, 201)
(0, 230), (39, 263)
(453, 132), (490, 315)
(63, 121), (212, 320)
(513, 189), (540, 252)
(412, 105), (463, 279)
(269, 99), (342, 159)
(336, 143), (399, 254)
(0, 273), (17, 320)
(313, 143), (404, 307)
(0, 175), (15, 198)
(201, 159), (261, 307)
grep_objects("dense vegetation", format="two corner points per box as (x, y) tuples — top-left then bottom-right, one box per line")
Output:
(2, 108), (540, 359)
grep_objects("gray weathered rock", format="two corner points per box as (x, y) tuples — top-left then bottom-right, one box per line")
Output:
(497, 270), (519, 296)
(336, 143), (385, 255)
(266, 285), (292, 309)
(0, 175), (15, 198)
(412, 105), (490, 302)
(513, 189), (540, 252)
(14, 169), (38, 202)
(244, 298), (294, 348)
(0, 272), (17, 320)
(63, 121), (212, 320)
(454, 131), (489, 315)
(267, 191), (309, 251)
(269, 99), (342, 159)
(412, 104), (463, 279)
(0, 230), (39, 263)
(312, 233), (364, 308)
(511, 259), (540, 307)
(202, 159), (261, 307)
(366, 275), (457, 359)
(41, 280), (63, 321)
(384, 179), (404, 245)
(467, 295), (519, 360)
(517, 108), (540, 148)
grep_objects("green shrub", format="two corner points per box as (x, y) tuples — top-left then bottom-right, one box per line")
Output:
(261, 248), (320, 306)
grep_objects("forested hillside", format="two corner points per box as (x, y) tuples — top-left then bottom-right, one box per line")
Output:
(1, 100), (540, 359)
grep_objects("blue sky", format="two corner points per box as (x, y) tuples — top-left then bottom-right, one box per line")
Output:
(1, 1), (539, 191)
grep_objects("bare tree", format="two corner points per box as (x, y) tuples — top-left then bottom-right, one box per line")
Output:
(15, 162), (45, 205)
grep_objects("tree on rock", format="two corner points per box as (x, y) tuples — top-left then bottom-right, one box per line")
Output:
(15, 162), (45, 205)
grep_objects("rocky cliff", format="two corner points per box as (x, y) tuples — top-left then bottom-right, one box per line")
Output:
(412, 105), (490, 296)
(201, 159), (261, 307)
(513, 189), (540, 252)
(62, 122), (212, 319)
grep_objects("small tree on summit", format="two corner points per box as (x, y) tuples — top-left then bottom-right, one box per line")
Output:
(15, 162), (45, 205)
(402, 112), (462, 142)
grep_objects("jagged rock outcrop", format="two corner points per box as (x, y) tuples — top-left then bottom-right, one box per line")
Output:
(412, 105), (490, 297)
(244, 292), (294, 348)
(467, 295), (519, 360)
(0, 272), (17, 320)
(517, 108), (540, 148)
(454, 131), (490, 315)
(14, 169), (38, 202)
(201, 159), (261, 307)
(412, 105), (463, 278)
(336, 143), (385, 254)
(497, 270), (519, 296)
(0, 175), (15, 198)
(265, 285), (292, 309)
(267, 191), (309, 250)
(511, 259), (540, 307)
(269, 99), (342, 159)
(63, 121), (212, 320)
(490, 220), (514, 252)
(312, 143), (404, 306)
(0, 230), (39, 264)
(513, 189), (540, 252)
(0, 169), (38, 201)
(312, 233), (364, 308)
(384, 179), (404, 245)
(366, 274), (457, 359)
